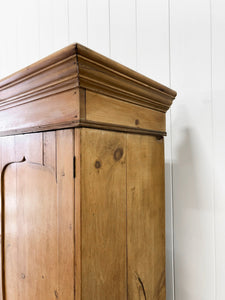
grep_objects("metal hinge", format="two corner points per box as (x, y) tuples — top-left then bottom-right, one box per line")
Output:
(73, 156), (76, 178)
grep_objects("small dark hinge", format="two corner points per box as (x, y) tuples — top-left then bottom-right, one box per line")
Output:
(73, 156), (76, 178)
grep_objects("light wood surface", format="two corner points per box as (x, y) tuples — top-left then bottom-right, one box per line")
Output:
(0, 130), (75, 300)
(0, 43), (176, 137)
(86, 91), (166, 133)
(0, 90), (80, 137)
(74, 129), (81, 300)
(72, 128), (167, 299)
(0, 43), (176, 113)
(0, 44), (176, 300)
(79, 128), (127, 299)
(0, 130), (169, 300)
(127, 134), (165, 299)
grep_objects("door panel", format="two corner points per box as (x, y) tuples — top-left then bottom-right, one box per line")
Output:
(4, 162), (57, 299)
(0, 130), (74, 300)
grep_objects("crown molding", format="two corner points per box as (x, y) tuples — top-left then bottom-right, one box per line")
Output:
(0, 43), (176, 113)
(0, 44), (176, 136)
(76, 44), (176, 112)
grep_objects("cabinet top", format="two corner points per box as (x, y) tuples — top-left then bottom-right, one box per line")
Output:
(0, 44), (177, 137)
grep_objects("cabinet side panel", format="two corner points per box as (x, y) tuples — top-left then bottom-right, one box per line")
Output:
(127, 134), (165, 300)
(80, 128), (127, 300)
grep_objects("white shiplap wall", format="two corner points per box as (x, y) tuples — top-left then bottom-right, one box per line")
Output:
(0, 1), (225, 299)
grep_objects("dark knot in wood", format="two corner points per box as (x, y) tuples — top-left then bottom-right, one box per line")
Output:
(114, 148), (123, 161)
(95, 160), (101, 169)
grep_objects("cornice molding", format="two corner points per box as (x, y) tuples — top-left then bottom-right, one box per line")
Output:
(0, 49), (78, 111)
(0, 43), (176, 113)
(76, 44), (176, 112)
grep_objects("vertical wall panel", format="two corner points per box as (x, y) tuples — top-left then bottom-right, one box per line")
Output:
(87, 0), (110, 56)
(212, 1), (225, 299)
(68, 0), (88, 45)
(0, 0), (8, 78)
(109, 0), (136, 70)
(52, 0), (69, 51)
(136, 0), (170, 84)
(170, 0), (214, 299)
(17, 0), (39, 70)
(39, 0), (54, 58)
(0, 0), (18, 77)
(40, 0), (69, 58)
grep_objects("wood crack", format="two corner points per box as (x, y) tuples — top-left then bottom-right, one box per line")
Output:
(135, 272), (147, 300)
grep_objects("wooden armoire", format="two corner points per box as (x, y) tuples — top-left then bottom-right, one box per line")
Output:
(0, 44), (176, 300)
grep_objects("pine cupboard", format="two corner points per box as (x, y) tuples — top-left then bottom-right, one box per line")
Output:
(0, 44), (176, 300)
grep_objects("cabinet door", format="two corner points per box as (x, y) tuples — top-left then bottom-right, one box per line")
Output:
(0, 130), (75, 300)
(127, 134), (165, 300)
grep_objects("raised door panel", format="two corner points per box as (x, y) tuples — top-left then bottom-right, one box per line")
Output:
(127, 134), (165, 300)
(4, 162), (57, 299)
(0, 130), (74, 300)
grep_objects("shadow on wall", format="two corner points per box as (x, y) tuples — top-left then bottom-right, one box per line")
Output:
(165, 124), (213, 299)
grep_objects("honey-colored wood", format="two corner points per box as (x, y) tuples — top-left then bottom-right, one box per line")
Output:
(15, 133), (43, 164)
(0, 136), (17, 300)
(43, 131), (56, 171)
(0, 44), (176, 113)
(0, 90), (80, 137)
(74, 129), (81, 300)
(86, 91), (166, 133)
(0, 44), (176, 300)
(4, 162), (58, 299)
(79, 128), (127, 299)
(0, 130), (75, 300)
(55, 129), (75, 299)
(127, 134), (166, 300)
(0, 43), (176, 137)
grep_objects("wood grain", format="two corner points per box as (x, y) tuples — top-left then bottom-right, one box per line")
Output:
(0, 44), (176, 137)
(76, 44), (176, 110)
(74, 129), (81, 300)
(0, 90), (80, 137)
(127, 134), (166, 300)
(0, 44), (77, 104)
(15, 133), (43, 164)
(80, 128), (127, 299)
(0, 43), (176, 115)
(56, 129), (74, 299)
(4, 162), (58, 299)
(0, 130), (75, 300)
(43, 131), (56, 172)
(0, 42), (174, 300)
(0, 136), (17, 300)
(86, 91), (166, 133)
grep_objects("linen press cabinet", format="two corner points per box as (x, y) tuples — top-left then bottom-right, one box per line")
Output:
(0, 44), (176, 300)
